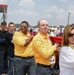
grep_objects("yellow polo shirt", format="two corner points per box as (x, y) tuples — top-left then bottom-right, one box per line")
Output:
(32, 32), (57, 65)
(13, 31), (33, 57)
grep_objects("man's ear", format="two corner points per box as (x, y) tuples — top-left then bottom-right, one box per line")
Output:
(38, 25), (39, 28)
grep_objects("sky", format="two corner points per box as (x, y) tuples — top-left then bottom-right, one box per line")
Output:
(0, 0), (74, 26)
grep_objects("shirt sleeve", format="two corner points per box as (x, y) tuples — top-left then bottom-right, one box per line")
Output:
(33, 39), (56, 59)
(0, 38), (5, 43)
(13, 33), (25, 46)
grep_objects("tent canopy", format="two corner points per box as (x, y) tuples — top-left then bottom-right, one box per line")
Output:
(0, 4), (8, 13)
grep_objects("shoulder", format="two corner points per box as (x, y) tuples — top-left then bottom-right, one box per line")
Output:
(33, 33), (41, 41)
(60, 46), (70, 54)
(0, 30), (3, 34)
(5, 31), (10, 35)
(13, 32), (20, 38)
(27, 32), (31, 36)
(61, 46), (69, 50)
(14, 32), (19, 35)
(0, 30), (2, 35)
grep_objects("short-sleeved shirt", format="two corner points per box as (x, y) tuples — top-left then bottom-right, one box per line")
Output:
(13, 31), (33, 57)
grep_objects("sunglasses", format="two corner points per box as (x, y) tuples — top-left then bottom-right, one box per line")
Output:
(68, 34), (74, 37)
(20, 26), (26, 28)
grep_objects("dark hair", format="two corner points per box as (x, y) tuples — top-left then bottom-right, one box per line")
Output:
(1, 21), (7, 25)
(21, 21), (29, 26)
(8, 22), (14, 26)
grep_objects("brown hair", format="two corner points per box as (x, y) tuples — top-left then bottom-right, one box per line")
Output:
(1, 21), (7, 26)
(62, 24), (74, 46)
(8, 22), (14, 26)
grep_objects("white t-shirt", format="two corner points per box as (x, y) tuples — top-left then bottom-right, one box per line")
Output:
(59, 46), (74, 75)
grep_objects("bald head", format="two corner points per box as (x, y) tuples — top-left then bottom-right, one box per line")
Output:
(38, 19), (49, 26)
(38, 19), (49, 35)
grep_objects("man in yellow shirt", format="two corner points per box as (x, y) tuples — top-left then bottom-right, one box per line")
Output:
(32, 19), (59, 75)
(13, 21), (36, 75)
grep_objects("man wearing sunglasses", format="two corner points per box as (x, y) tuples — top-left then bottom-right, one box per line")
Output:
(13, 21), (36, 75)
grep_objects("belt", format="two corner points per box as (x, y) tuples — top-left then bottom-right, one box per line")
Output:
(37, 63), (51, 68)
(15, 56), (34, 59)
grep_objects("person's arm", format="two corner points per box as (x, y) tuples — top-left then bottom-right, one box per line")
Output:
(5, 32), (13, 43)
(13, 33), (25, 46)
(33, 39), (58, 59)
(13, 33), (34, 46)
(55, 46), (61, 53)
(24, 35), (34, 46)
(0, 38), (5, 43)
(0, 31), (6, 43)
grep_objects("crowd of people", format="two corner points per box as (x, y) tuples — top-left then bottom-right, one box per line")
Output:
(49, 26), (63, 37)
(0, 22), (15, 75)
(0, 19), (74, 75)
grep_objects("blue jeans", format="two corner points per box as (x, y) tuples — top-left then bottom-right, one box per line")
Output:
(8, 56), (15, 75)
(14, 56), (36, 75)
(0, 50), (5, 75)
(36, 64), (54, 75)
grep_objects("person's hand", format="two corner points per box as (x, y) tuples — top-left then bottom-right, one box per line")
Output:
(55, 46), (61, 53)
(31, 35), (34, 39)
(54, 43), (60, 47)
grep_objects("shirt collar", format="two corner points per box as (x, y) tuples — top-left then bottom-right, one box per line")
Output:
(39, 32), (49, 39)
(20, 30), (31, 37)
(69, 44), (74, 50)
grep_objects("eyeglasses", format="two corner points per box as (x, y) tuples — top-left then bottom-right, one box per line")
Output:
(68, 34), (74, 37)
(20, 26), (26, 28)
